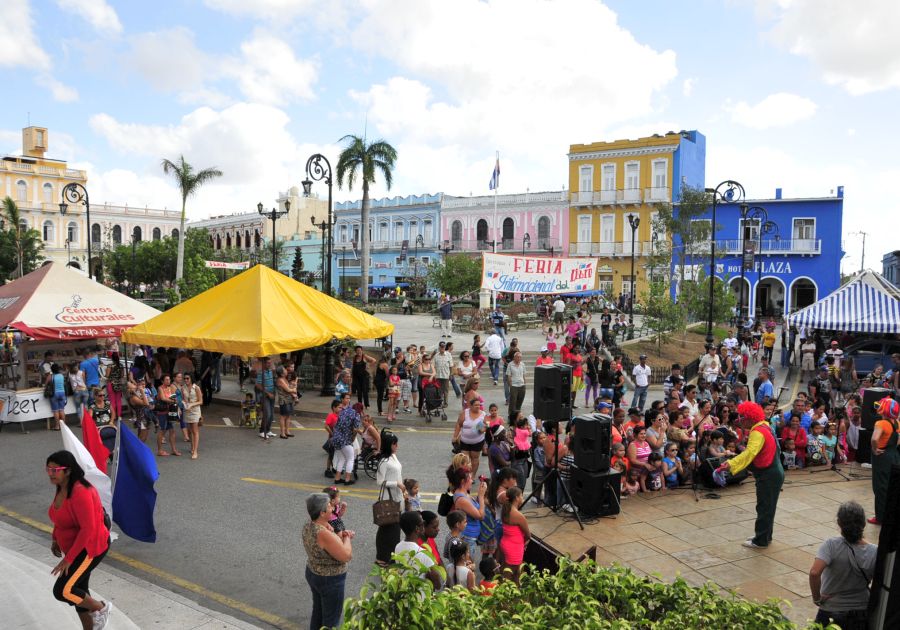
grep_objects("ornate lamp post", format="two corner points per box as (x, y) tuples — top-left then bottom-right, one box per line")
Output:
(627, 213), (640, 338)
(303, 154), (335, 297)
(130, 227), (140, 297)
(703, 180), (745, 346)
(59, 183), (91, 280)
(522, 232), (531, 256)
(413, 234), (424, 296)
(258, 200), (289, 270)
(737, 204), (770, 326)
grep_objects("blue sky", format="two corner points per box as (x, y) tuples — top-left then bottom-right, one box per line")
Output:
(2, 0), (897, 273)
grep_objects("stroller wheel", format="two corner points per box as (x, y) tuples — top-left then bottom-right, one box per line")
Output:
(441, 412), (447, 422)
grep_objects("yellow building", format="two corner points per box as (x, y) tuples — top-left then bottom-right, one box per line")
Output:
(567, 130), (706, 299)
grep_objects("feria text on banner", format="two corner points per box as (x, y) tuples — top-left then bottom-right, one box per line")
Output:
(480, 253), (597, 295)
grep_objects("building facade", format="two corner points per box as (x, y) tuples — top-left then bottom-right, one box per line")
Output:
(332, 193), (442, 295)
(882, 251), (900, 288)
(2, 127), (180, 275)
(673, 189), (845, 318)
(440, 190), (569, 259)
(567, 130), (706, 297)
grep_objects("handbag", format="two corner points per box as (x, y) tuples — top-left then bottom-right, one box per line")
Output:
(43, 379), (54, 399)
(437, 491), (454, 517)
(372, 482), (401, 527)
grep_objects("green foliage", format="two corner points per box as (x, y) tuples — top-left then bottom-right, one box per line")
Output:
(641, 281), (684, 355)
(426, 255), (481, 298)
(680, 268), (738, 326)
(0, 196), (44, 281)
(343, 557), (823, 629)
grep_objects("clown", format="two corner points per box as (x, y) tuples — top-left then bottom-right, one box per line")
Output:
(869, 397), (900, 525)
(720, 401), (784, 548)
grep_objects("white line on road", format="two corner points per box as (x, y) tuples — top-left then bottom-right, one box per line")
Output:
(222, 417), (234, 427)
(291, 420), (304, 429)
(406, 427), (417, 432)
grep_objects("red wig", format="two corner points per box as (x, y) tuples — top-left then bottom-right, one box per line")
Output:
(737, 401), (765, 424)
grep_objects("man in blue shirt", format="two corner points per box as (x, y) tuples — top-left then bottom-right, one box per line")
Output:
(782, 397), (813, 431)
(255, 357), (276, 440)
(755, 368), (774, 405)
(490, 305), (506, 340)
(438, 296), (453, 338)
(79, 349), (101, 403)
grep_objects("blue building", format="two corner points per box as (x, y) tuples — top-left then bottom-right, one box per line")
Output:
(333, 193), (442, 296)
(672, 188), (845, 318)
(883, 251), (900, 288)
(280, 234), (326, 291)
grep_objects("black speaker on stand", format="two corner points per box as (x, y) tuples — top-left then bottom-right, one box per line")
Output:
(570, 467), (621, 516)
(573, 413), (612, 472)
(533, 363), (572, 421)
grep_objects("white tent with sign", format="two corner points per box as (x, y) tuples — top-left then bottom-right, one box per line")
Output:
(787, 270), (900, 333)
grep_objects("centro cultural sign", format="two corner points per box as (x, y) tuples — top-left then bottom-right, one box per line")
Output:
(481, 253), (597, 294)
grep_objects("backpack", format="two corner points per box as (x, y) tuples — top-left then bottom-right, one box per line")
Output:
(110, 364), (125, 392)
(476, 505), (501, 545)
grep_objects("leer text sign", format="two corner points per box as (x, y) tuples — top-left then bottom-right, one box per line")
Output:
(481, 253), (596, 294)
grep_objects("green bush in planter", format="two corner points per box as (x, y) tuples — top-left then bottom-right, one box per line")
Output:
(342, 556), (833, 629)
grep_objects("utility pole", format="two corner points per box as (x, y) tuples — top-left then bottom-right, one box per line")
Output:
(858, 231), (867, 273)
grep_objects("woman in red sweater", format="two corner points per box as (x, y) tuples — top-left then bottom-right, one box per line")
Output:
(47, 450), (112, 629)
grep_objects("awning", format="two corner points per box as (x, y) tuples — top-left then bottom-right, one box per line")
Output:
(0, 263), (161, 340)
(788, 270), (900, 333)
(122, 264), (394, 356)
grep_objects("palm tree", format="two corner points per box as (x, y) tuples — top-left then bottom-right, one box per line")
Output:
(161, 155), (222, 299)
(336, 135), (397, 303)
(2, 196), (24, 278)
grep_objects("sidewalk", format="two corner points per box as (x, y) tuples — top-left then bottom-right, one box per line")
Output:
(0, 520), (262, 630)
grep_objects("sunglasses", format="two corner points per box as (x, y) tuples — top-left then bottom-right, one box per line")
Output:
(46, 466), (68, 474)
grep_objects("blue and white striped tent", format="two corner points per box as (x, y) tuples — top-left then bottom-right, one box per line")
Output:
(788, 270), (900, 333)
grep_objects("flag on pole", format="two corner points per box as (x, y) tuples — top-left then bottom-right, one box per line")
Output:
(60, 422), (112, 516)
(80, 410), (111, 474)
(112, 424), (160, 543)
(489, 154), (500, 190)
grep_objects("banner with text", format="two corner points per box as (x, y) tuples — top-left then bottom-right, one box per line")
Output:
(481, 253), (596, 294)
(204, 260), (250, 270)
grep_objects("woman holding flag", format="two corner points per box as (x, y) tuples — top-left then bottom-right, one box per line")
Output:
(46, 449), (113, 629)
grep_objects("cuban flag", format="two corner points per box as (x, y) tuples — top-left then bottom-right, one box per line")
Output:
(489, 154), (500, 191)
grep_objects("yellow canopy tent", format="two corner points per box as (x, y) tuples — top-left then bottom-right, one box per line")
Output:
(121, 264), (394, 356)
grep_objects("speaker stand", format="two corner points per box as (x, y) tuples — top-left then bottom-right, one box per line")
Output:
(524, 427), (585, 531)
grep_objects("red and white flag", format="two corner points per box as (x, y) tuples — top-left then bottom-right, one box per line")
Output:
(80, 410), (111, 474)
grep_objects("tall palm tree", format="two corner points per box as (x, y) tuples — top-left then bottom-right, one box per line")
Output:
(336, 135), (397, 303)
(161, 155), (222, 299)
(2, 196), (24, 278)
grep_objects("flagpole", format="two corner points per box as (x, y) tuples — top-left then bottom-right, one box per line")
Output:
(492, 151), (498, 310)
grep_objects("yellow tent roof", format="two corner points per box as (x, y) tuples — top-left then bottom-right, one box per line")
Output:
(121, 265), (394, 356)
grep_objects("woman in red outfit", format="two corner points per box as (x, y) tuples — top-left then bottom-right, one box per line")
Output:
(47, 450), (112, 629)
(780, 413), (809, 467)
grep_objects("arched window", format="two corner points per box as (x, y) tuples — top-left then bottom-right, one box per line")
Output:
(43, 220), (55, 243)
(133, 226), (142, 242)
(16, 180), (27, 202)
(502, 217), (514, 250)
(226, 233), (232, 248)
(451, 220), (462, 248)
(152, 227), (161, 241)
(476, 219), (488, 249)
(254, 229), (261, 247)
(171, 228), (179, 239)
(216, 234), (222, 250)
(67, 221), (78, 244)
(236, 232), (242, 248)
(91, 223), (101, 245)
(112, 224), (122, 245)
(537, 216), (550, 248)
(245, 230), (251, 249)
(43, 183), (53, 204)
(19, 219), (29, 233)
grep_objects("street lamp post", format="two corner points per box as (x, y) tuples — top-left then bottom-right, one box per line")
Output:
(65, 239), (72, 267)
(302, 154), (336, 397)
(59, 183), (92, 280)
(258, 200), (289, 270)
(627, 214), (640, 338)
(341, 246), (347, 296)
(303, 154), (335, 297)
(737, 204), (769, 326)
(522, 232), (531, 256)
(440, 239), (454, 260)
(413, 234), (424, 297)
(703, 180), (745, 346)
(756, 219), (779, 319)
(130, 227), (140, 297)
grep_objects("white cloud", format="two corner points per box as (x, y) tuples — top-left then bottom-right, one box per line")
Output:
(35, 75), (79, 102)
(726, 92), (817, 129)
(88, 103), (340, 220)
(0, 0), (51, 70)
(127, 27), (210, 92)
(56, 0), (123, 35)
(347, 0), (678, 194)
(682, 77), (696, 97)
(225, 32), (319, 105)
(203, 0), (350, 29)
(762, 0), (900, 94)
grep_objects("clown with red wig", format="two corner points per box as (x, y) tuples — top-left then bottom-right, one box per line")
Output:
(869, 396), (900, 525)
(720, 401), (785, 548)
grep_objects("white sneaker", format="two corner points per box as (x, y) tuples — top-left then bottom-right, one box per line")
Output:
(741, 539), (766, 549)
(259, 432), (266, 439)
(92, 602), (112, 629)
(266, 432), (277, 438)
(561, 504), (575, 513)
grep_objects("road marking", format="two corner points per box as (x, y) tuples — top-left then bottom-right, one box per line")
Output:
(241, 477), (439, 503)
(406, 427), (417, 432)
(0, 505), (301, 630)
(221, 417), (234, 427)
(291, 420), (304, 429)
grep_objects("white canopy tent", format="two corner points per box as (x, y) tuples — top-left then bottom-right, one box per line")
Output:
(787, 270), (900, 334)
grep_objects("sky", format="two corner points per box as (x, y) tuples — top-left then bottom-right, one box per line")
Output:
(2, 0), (897, 274)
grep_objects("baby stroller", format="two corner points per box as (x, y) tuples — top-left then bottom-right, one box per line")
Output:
(420, 380), (447, 422)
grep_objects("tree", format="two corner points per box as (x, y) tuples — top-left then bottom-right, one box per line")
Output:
(641, 280), (683, 355)
(290, 248), (307, 283)
(336, 135), (398, 304)
(657, 186), (714, 302)
(427, 255), (482, 298)
(161, 155), (222, 301)
(681, 268), (737, 326)
(1, 196), (43, 279)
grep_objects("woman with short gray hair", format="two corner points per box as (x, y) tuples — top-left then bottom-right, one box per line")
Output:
(302, 493), (353, 630)
(808, 500), (876, 630)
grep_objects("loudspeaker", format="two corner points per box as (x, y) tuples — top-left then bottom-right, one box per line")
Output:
(570, 467), (621, 516)
(856, 427), (872, 464)
(869, 463), (900, 629)
(862, 387), (892, 430)
(534, 363), (572, 422)
(521, 535), (598, 574)
(573, 414), (612, 472)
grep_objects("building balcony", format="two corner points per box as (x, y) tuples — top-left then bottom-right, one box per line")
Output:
(568, 241), (657, 257)
(714, 238), (822, 255)
(451, 237), (561, 253)
(644, 187), (671, 202)
(357, 239), (439, 251)
(569, 187), (652, 207)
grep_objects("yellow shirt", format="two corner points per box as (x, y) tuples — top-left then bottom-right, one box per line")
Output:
(762, 332), (776, 348)
(727, 422), (767, 475)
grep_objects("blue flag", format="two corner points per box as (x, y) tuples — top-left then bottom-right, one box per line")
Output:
(112, 424), (160, 543)
(489, 155), (500, 190)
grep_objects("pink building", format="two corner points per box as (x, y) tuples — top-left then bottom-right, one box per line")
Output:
(440, 190), (569, 258)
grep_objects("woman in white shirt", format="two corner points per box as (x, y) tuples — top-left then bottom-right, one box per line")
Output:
(375, 431), (406, 566)
(67, 362), (89, 423)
